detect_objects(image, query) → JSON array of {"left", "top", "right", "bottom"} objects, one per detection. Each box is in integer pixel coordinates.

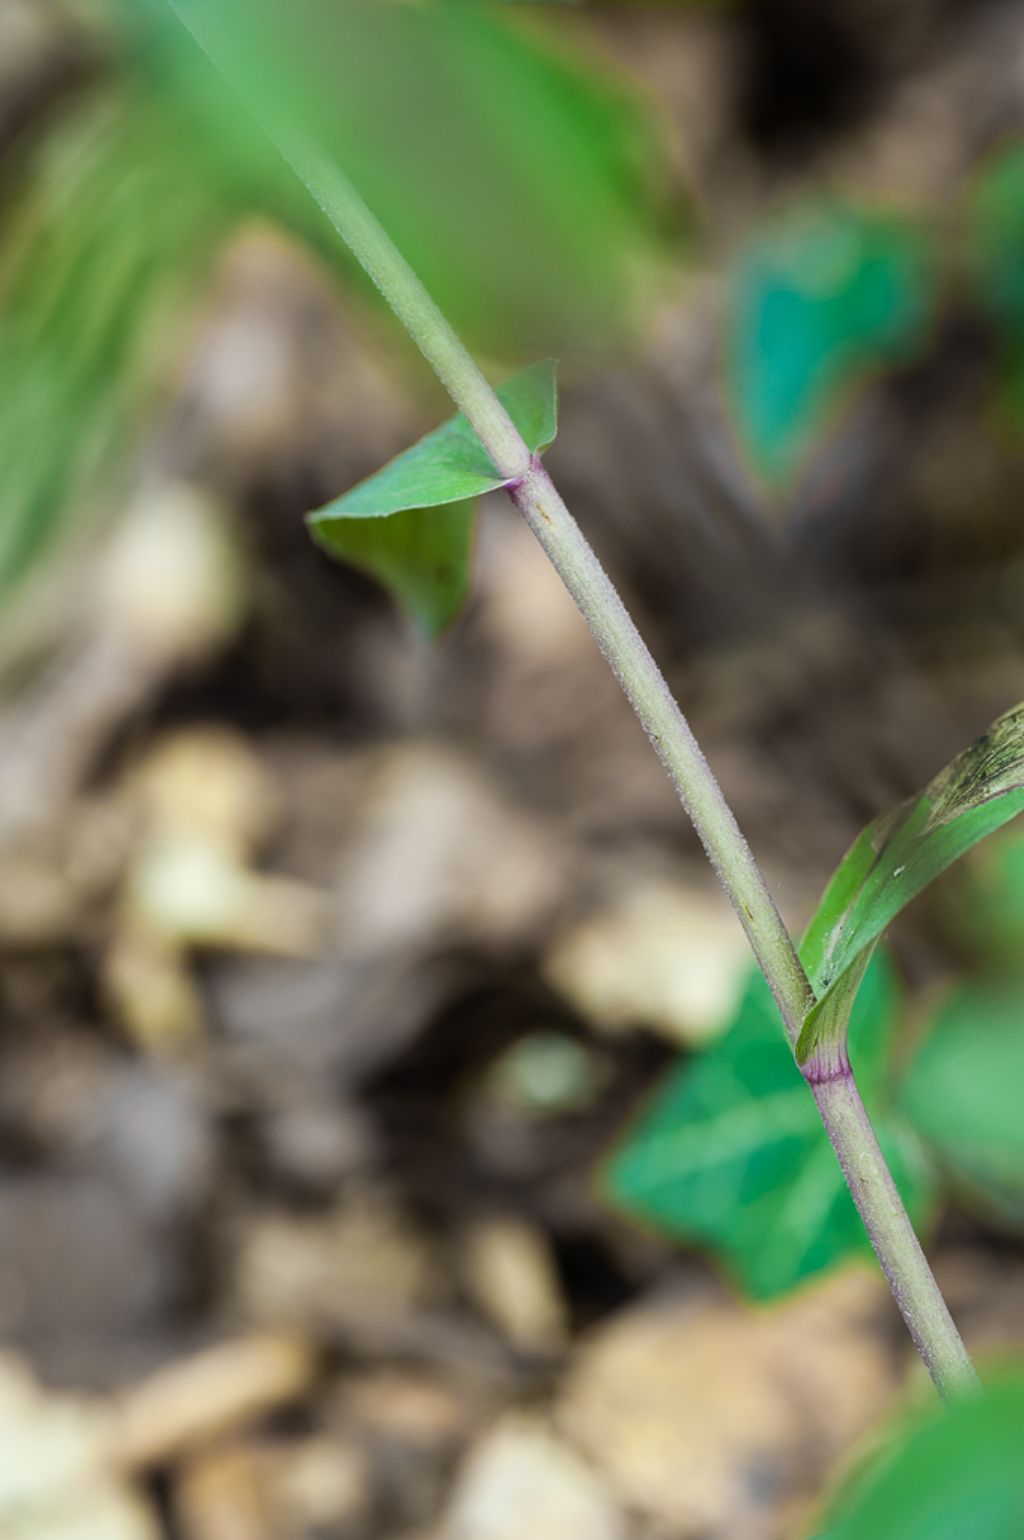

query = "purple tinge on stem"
[{"left": 799, "top": 1043, "right": 852, "bottom": 1086}]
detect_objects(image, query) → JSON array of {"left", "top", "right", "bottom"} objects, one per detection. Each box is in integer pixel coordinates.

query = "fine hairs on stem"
[{"left": 166, "top": 0, "right": 978, "bottom": 1403}]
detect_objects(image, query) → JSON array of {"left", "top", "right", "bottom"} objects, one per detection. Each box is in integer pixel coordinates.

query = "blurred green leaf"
[
  {"left": 900, "top": 980, "right": 1024, "bottom": 1229},
  {"left": 145, "top": 0, "right": 676, "bottom": 351},
  {"left": 726, "top": 199, "right": 931, "bottom": 482},
  {"left": 798, "top": 702, "right": 1024, "bottom": 1072},
  {"left": 1, "top": 0, "right": 672, "bottom": 618},
  {"left": 819, "top": 1374, "right": 1024, "bottom": 1540},
  {"left": 307, "top": 360, "right": 557, "bottom": 635},
  {"left": 0, "top": 90, "right": 227, "bottom": 606},
  {"left": 607, "top": 952, "right": 934, "bottom": 1300},
  {"left": 970, "top": 141, "right": 1024, "bottom": 333}
]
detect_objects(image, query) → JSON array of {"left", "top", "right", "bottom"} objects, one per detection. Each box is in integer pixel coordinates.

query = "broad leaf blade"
[
  {"left": 311, "top": 359, "right": 557, "bottom": 521},
  {"left": 607, "top": 952, "right": 933, "bottom": 1300},
  {"left": 307, "top": 359, "right": 557, "bottom": 636},
  {"left": 798, "top": 703, "right": 1024, "bottom": 1069},
  {"left": 488, "top": 358, "right": 559, "bottom": 460},
  {"left": 311, "top": 500, "right": 476, "bottom": 640},
  {"left": 318, "top": 431, "right": 504, "bottom": 520},
  {"left": 141, "top": 0, "right": 676, "bottom": 352}
]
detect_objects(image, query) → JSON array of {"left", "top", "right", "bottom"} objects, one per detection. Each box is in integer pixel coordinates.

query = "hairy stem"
[
  {"left": 808, "top": 1065, "right": 976, "bottom": 1397},
  {"left": 512, "top": 459, "right": 977, "bottom": 1400},
  {"left": 166, "top": 0, "right": 977, "bottom": 1402},
  {"left": 510, "top": 460, "right": 811, "bottom": 1031}
]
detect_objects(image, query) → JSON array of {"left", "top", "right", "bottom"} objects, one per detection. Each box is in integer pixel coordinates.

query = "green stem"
[
  {"left": 263, "top": 129, "right": 530, "bottom": 482},
  {"left": 166, "top": 0, "right": 977, "bottom": 1402},
  {"left": 513, "top": 460, "right": 812, "bottom": 1034},
  {"left": 513, "top": 458, "right": 977, "bottom": 1401},
  {"left": 809, "top": 1069, "right": 977, "bottom": 1399}
]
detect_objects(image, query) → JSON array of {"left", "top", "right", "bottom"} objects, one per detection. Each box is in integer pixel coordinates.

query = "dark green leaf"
[
  {"left": 311, "top": 500, "right": 477, "bottom": 641},
  {"left": 798, "top": 702, "right": 1024, "bottom": 1071},
  {"left": 726, "top": 199, "right": 931, "bottom": 482},
  {"left": 900, "top": 979, "right": 1024, "bottom": 1229},
  {"left": 313, "top": 360, "right": 557, "bottom": 520},
  {"left": 307, "top": 360, "right": 557, "bottom": 636},
  {"left": 606, "top": 952, "right": 934, "bottom": 1300},
  {"left": 820, "top": 1374, "right": 1024, "bottom": 1540}
]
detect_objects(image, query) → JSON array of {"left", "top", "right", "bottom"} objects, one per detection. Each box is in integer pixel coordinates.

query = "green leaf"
[
  {"left": 0, "top": 90, "right": 228, "bottom": 611},
  {"left": 313, "top": 360, "right": 557, "bottom": 519},
  {"left": 606, "top": 951, "right": 934, "bottom": 1300},
  {"left": 798, "top": 702, "right": 1024, "bottom": 1071},
  {"left": 311, "top": 500, "right": 478, "bottom": 641},
  {"left": 307, "top": 360, "right": 557, "bottom": 636},
  {"left": 2, "top": 0, "right": 672, "bottom": 620},
  {"left": 726, "top": 199, "right": 931, "bottom": 482},
  {"left": 820, "top": 1374, "right": 1024, "bottom": 1540},
  {"left": 139, "top": 0, "right": 677, "bottom": 352},
  {"left": 900, "top": 979, "right": 1024, "bottom": 1229}
]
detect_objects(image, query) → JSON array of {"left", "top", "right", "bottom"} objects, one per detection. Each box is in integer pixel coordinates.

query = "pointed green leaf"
[
  {"left": 307, "top": 360, "right": 557, "bottom": 636},
  {"left": 797, "top": 702, "right": 1024, "bottom": 1070},
  {"left": 821, "top": 1374, "right": 1024, "bottom": 1540},
  {"left": 606, "top": 952, "right": 934, "bottom": 1300},
  {"left": 312, "top": 500, "right": 478, "bottom": 641},
  {"left": 314, "top": 359, "right": 557, "bottom": 520},
  {"left": 900, "top": 979, "right": 1024, "bottom": 1230}
]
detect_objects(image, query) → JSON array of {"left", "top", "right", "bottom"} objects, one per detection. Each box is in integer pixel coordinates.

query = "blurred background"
[{"left": 2, "top": 0, "right": 1024, "bottom": 1536}]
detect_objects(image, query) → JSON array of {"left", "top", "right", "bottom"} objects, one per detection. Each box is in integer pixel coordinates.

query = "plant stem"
[
  {"left": 268, "top": 131, "right": 531, "bottom": 482},
  {"left": 512, "top": 461, "right": 812, "bottom": 1033},
  {"left": 166, "top": 0, "right": 978, "bottom": 1401},
  {"left": 808, "top": 1066, "right": 977, "bottom": 1398},
  {"left": 513, "top": 458, "right": 976, "bottom": 1403}
]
